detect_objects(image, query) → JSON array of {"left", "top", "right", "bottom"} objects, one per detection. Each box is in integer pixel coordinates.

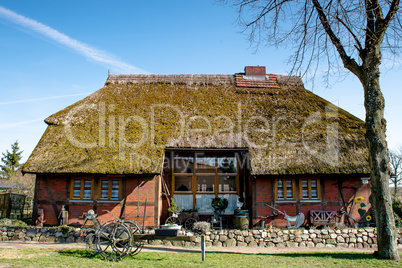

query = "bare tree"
[
  {"left": 389, "top": 147, "right": 402, "bottom": 197},
  {"left": 224, "top": 0, "right": 402, "bottom": 260}
]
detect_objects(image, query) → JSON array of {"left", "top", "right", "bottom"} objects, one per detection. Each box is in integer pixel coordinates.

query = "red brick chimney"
[{"left": 244, "top": 66, "right": 266, "bottom": 76}]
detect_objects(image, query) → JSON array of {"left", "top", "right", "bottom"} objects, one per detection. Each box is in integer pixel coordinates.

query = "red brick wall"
[
  {"left": 35, "top": 173, "right": 370, "bottom": 228},
  {"left": 68, "top": 204, "right": 95, "bottom": 226},
  {"left": 123, "top": 176, "right": 157, "bottom": 227},
  {"left": 255, "top": 176, "right": 371, "bottom": 227},
  {"left": 35, "top": 174, "right": 72, "bottom": 225},
  {"left": 34, "top": 174, "right": 159, "bottom": 227}
]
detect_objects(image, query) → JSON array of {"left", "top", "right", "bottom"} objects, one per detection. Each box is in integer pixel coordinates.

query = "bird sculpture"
[{"left": 236, "top": 196, "right": 244, "bottom": 210}]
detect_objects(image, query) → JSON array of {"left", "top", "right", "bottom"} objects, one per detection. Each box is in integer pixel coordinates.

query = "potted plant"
[
  {"left": 167, "top": 198, "right": 181, "bottom": 217},
  {"left": 156, "top": 221, "right": 182, "bottom": 236},
  {"left": 181, "top": 208, "right": 199, "bottom": 220},
  {"left": 159, "top": 223, "right": 182, "bottom": 230}
]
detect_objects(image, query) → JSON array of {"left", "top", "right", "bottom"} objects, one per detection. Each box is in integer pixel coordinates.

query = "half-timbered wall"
[
  {"left": 33, "top": 174, "right": 161, "bottom": 227},
  {"left": 254, "top": 175, "right": 371, "bottom": 227}
]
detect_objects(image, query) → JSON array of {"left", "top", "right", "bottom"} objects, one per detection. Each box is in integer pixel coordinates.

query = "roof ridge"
[{"left": 105, "top": 74, "right": 235, "bottom": 85}]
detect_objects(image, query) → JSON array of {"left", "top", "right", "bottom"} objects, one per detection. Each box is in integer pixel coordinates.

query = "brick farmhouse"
[{"left": 23, "top": 66, "right": 371, "bottom": 228}]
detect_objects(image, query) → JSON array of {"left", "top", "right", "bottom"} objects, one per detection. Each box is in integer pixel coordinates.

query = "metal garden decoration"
[{"left": 81, "top": 209, "right": 144, "bottom": 261}]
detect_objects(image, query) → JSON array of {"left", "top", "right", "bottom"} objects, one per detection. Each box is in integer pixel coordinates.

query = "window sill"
[
  {"left": 300, "top": 199, "right": 321, "bottom": 203},
  {"left": 275, "top": 200, "right": 296, "bottom": 203},
  {"left": 70, "top": 199, "right": 93, "bottom": 203},
  {"left": 97, "top": 200, "right": 122, "bottom": 203}
]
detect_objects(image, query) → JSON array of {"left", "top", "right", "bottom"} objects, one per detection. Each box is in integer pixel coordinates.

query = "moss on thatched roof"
[{"left": 23, "top": 73, "right": 369, "bottom": 175}]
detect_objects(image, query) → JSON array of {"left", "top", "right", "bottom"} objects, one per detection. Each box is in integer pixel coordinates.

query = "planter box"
[
  {"left": 159, "top": 224, "right": 182, "bottom": 230},
  {"left": 154, "top": 228, "right": 179, "bottom": 236}
]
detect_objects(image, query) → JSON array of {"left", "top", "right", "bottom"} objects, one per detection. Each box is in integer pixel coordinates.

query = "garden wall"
[{"left": 1, "top": 226, "right": 402, "bottom": 249}]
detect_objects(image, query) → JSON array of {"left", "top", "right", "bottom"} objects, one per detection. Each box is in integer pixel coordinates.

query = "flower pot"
[
  {"left": 154, "top": 228, "right": 179, "bottom": 236},
  {"left": 159, "top": 224, "right": 182, "bottom": 230},
  {"left": 155, "top": 224, "right": 182, "bottom": 236}
]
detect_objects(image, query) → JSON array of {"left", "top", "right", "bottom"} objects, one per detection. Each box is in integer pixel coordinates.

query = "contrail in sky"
[
  {"left": 0, "top": 118, "right": 44, "bottom": 129},
  {"left": 0, "top": 6, "right": 146, "bottom": 74},
  {"left": 0, "top": 92, "right": 93, "bottom": 105}
]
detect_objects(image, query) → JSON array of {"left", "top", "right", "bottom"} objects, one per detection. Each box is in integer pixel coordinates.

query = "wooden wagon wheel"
[
  {"left": 184, "top": 217, "right": 197, "bottom": 230},
  {"left": 96, "top": 222, "right": 132, "bottom": 261},
  {"left": 165, "top": 216, "right": 181, "bottom": 225},
  {"left": 123, "top": 220, "right": 144, "bottom": 256}
]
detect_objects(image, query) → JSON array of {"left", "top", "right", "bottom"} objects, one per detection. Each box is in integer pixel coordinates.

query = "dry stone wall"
[
  {"left": 1, "top": 226, "right": 402, "bottom": 249},
  {"left": 0, "top": 226, "right": 84, "bottom": 243},
  {"left": 148, "top": 228, "right": 399, "bottom": 249}
]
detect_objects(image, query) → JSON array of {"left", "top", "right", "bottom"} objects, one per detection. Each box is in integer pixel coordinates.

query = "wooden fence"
[{"left": 0, "top": 193, "right": 32, "bottom": 220}]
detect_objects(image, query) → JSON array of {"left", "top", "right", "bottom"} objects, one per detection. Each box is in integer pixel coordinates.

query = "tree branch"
[
  {"left": 245, "top": 0, "right": 291, "bottom": 26},
  {"left": 367, "top": 0, "right": 400, "bottom": 51},
  {"left": 311, "top": 0, "right": 362, "bottom": 78},
  {"left": 365, "top": 0, "right": 376, "bottom": 50},
  {"left": 371, "top": 0, "right": 384, "bottom": 20},
  {"left": 336, "top": 15, "right": 363, "bottom": 52},
  {"left": 384, "top": 0, "right": 400, "bottom": 26}
]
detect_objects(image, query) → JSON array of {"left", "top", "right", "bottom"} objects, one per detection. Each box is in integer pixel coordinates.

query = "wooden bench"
[{"left": 310, "top": 210, "right": 337, "bottom": 226}]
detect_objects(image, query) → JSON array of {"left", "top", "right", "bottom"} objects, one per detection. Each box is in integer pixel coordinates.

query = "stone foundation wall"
[
  {"left": 148, "top": 228, "right": 402, "bottom": 249},
  {"left": 0, "top": 226, "right": 84, "bottom": 243},
  {"left": 1, "top": 226, "right": 402, "bottom": 249}
]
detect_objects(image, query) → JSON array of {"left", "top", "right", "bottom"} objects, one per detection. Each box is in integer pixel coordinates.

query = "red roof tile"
[{"left": 235, "top": 73, "right": 280, "bottom": 89}]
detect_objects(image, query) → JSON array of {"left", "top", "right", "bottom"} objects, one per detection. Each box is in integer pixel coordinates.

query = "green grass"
[{"left": 0, "top": 248, "right": 401, "bottom": 268}]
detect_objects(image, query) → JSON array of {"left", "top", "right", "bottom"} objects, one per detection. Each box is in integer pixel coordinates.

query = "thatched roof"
[{"left": 23, "top": 71, "right": 369, "bottom": 175}]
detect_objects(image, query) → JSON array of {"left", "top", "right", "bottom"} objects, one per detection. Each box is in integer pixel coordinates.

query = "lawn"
[{"left": 0, "top": 248, "right": 401, "bottom": 268}]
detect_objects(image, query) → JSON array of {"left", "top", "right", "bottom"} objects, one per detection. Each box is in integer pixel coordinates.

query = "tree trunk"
[{"left": 363, "top": 65, "right": 400, "bottom": 260}]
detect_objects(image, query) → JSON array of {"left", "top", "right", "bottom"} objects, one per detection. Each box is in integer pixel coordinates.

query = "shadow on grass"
[
  {"left": 55, "top": 248, "right": 378, "bottom": 261},
  {"left": 204, "top": 250, "right": 397, "bottom": 261},
  {"left": 56, "top": 249, "right": 166, "bottom": 262},
  {"left": 56, "top": 249, "right": 98, "bottom": 259},
  {"left": 200, "top": 250, "right": 378, "bottom": 260},
  {"left": 259, "top": 252, "right": 376, "bottom": 260},
  {"left": 141, "top": 246, "right": 199, "bottom": 253}
]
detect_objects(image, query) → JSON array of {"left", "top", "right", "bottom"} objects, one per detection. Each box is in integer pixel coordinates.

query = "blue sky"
[{"left": 0, "top": 0, "right": 401, "bottom": 162}]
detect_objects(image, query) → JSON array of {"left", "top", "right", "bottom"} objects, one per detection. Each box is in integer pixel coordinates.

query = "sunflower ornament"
[
  {"left": 354, "top": 196, "right": 367, "bottom": 218},
  {"left": 354, "top": 196, "right": 364, "bottom": 203}
]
